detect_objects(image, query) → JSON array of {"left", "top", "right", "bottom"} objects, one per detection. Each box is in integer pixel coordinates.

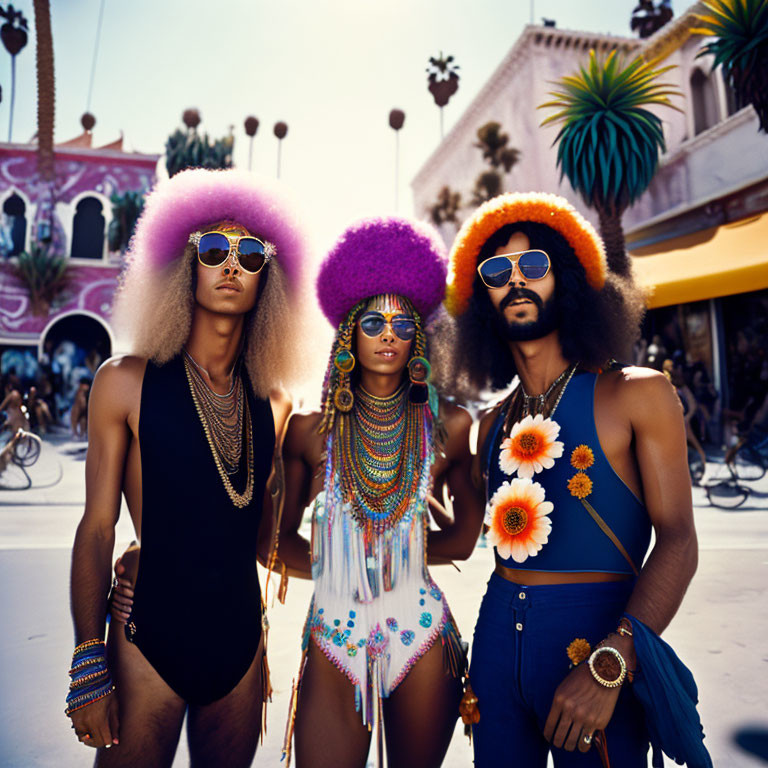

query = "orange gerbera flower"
[
  {"left": 485, "top": 478, "right": 553, "bottom": 563},
  {"left": 567, "top": 471, "right": 593, "bottom": 499},
  {"left": 499, "top": 414, "right": 564, "bottom": 479},
  {"left": 570, "top": 444, "right": 595, "bottom": 470}
]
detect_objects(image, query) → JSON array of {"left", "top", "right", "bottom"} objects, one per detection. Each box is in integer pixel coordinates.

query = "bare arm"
[
  {"left": 71, "top": 360, "right": 140, "bottom": 643},
  {"left": 427, "top": 404, "right": 484, "bottom": 561},
  {"left": 275, "top": 412, "right": 320, "bottom": 579},
  {"left": 544, "top": 370, "right": 698, "bottom": 751},
  {"left": 257, "top": 387, "right": 293, "bottom": 567},
  {"left": 68, "top": 356, "right": 142, "bottom": 748},
  {"left": 621, "top": 372, "right": 698, "bottom": 634}
]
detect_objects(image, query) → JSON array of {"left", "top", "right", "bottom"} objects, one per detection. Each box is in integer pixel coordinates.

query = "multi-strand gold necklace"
[{"left": 183, "top": 350, "right": 254, "bottom": 508}]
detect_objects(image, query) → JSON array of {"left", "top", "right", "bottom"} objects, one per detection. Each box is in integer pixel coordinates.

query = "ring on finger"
[{"left": 583, "top": 733, "right": 593, "bottom": 745}]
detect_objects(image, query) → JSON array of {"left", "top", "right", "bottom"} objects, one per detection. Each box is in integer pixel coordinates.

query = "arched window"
[
  {"left": 2, "top": 193, "right": 27, "bottom": 257},
  {"left": 71, "top": 196, "right": 105, "bottom": 259},
  {"left": 691, "top": 69, "right": 719, "bottom": 135}
]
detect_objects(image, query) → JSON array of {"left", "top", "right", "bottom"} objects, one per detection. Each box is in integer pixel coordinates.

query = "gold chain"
[{"left": 183, "top": 356, "right": 254, "bottom": 508}]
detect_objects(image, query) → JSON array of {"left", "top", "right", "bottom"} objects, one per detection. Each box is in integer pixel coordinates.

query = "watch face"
[{"left": 589, "top": 647, "right": 626, "bottom": 688}]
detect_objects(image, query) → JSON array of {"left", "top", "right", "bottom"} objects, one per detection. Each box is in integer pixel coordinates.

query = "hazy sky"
[{"left": 1, "top": 0, "right": 697, "bottom": 253}]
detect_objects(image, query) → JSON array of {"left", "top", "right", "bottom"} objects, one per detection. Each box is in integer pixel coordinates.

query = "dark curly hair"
[{"left": 453, "top": 221, "right": 645, "bottom": 396}]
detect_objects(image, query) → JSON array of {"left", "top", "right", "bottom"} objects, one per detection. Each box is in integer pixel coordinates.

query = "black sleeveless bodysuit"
[{"left": 126, "top": 355, "right": 274, "bottom": 705}]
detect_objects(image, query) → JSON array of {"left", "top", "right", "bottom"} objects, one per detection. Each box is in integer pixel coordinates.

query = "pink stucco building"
[{"left": 0, "top": 132, "right": 158, "bottom": 386}]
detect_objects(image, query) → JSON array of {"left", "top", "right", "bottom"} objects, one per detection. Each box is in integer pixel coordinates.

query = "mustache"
[{"left": 499, "top": 287, "right": 544, "bottom": 312}]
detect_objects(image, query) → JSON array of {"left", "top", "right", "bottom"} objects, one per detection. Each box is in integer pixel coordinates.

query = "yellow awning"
[{"left": 630, "top": 213, "right": 768, "bottom": 308}]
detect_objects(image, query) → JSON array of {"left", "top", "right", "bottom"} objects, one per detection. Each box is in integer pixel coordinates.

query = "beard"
[{"left": 492, "top": 286, "right": 559, "bottom": 342}]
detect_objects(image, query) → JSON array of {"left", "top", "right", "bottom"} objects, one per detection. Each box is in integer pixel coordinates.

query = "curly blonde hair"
[{"left": 112, "top": 242, "right": 304, "bottom": 398}]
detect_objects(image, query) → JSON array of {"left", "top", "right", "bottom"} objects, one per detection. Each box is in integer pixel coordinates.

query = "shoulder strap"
[{"left": 579, "top": 498, "right": 640, "bottom": 576}]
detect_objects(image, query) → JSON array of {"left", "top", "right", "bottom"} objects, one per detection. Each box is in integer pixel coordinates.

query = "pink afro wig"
[
  {"left": 128, "top": 167, "right": 308, "bottom": 287},
  {"left": 316, "top": 216, "right": 447, "bottom": 326}
]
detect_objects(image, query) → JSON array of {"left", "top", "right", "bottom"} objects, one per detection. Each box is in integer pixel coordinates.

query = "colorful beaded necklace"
[{"left": 335, "top": 382, "right": 429, "bottom": 534}]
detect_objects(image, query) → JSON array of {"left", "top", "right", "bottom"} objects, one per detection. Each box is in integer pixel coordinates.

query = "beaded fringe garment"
[{"left": 281, "top": 388, "right": 464, "bottom": 765}]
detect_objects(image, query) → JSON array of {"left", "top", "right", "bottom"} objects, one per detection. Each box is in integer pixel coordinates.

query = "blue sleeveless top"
[{"left": 485, "top": 370, "right": 651, "bottom": 574}]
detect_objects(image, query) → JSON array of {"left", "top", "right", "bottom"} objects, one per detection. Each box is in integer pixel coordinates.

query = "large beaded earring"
[
  {"left": 333, "top": 317, "right": 356, "bottom": 413},
  {"left": 407, "top": 315, "right": 429, "bottom": 405}
]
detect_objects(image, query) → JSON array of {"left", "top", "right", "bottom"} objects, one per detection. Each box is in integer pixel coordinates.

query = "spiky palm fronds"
[
  {"left": 693, "top": 0, "right": 768, "bottom": 131},
  {"left": 14, "top": 242, "right": 68, "bottom": 315},
  {"left": 539, "top": 49, "right": 681, "bottom": 274}
]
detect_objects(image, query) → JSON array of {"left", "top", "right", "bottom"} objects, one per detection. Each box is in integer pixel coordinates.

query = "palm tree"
[
  {"left": 32, "top": 0, "right": 54, "bottom": 183},
  {"left": 428, "top": 186, "right": 462, "bottom": 227},
  {"left": 426, "top": 53, "right": 460, "bottom": 138},
  {"left": 475, "top": 121, "right": 521, "bottom": 173},
  {"left": 470, "top": 121, "right": 521, "bottom": 206},
  {"left": 1, "top": 3, "right": 29, "bottom": 142},
  {"left": 693, "top": 0, "right": 768, "bottom": 132},
  {"left": 539, "top": 49, "right": 681, "bottom": 276},
  {"left": 165, "top": 110, "right": 234, "bottom": 177}
]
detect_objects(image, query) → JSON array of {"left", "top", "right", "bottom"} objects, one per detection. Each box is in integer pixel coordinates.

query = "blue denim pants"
[{"left": 469, "top": 573, "right": 649, "bottom": 768}]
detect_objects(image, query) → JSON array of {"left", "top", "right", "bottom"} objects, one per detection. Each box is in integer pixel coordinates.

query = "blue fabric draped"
[{"left": 625, "top": 613, "right": 713, "bottom": 767}]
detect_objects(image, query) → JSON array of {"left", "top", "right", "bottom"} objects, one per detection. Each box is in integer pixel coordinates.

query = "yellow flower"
[
  {"left": 499, "top": 414, "right": 564, "bottom": 479},
  {"left": 568, "top": 471, "right": 593, "bottom": 499},
  {"left": 570, "top": 444, "right": 594, "bottom": 470},
  {"left": 567, "top": 638, "right": 592, "bottom": 666},
  {"left": 485, "top": 477, "right": 553, "bottom": 563}
]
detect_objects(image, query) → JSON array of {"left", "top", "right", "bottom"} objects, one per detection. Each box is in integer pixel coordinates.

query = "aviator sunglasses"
[
  {"left": 477, "top": 249, "right": 551, "bottom": 288},
  {"left": 190, "top": 231, "right": 276, "bottom": 274},
  {"left": 359, "top": 311, "right": 417, "bottom": 342}
]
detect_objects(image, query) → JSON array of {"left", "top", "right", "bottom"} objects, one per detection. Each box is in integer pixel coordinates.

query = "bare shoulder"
[
  {"left": 441, "top": 400, "right": 472, "bottom": 435},
  {"left": 601, "top": 366, "right": 681, "bottom": 420},
  {"left": 91, "top": 355, "right": 146, "bottom": 403},
  {"left": 477, "top": 403, "right": 502, "bottom": 448},
  {"left": 284, "top": 409, "right": 323, "bottom": 457},
  {"left": 268, "top": 385, "right": 293, "bottom": 436},
  {"left": 440, "top": 400, "right": 473, "bottom": 459}
]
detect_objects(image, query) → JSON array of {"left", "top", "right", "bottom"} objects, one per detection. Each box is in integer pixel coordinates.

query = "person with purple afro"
[
  {"left": 276, "top": 216, "right": 483, "bottom": 767},
  {"left": 67, "top": 168, "right": 309, "bottom": 767}
]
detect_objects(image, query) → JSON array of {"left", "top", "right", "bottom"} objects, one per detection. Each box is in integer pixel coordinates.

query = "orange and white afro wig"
[{"left": 445, "top": 192, "right": 607, "bottom": 316}]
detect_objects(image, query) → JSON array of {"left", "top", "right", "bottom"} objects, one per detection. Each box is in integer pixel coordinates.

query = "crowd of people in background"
[
  {"left": 634, "top": 327, "right": 768, "bottom": 481},
  {"left": 0, "top": 340, "right": 99, "bottom": 446}
]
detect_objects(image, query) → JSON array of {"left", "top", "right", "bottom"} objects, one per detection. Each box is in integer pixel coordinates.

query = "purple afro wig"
[
  {"left": 316, "top": 216, "right": 447, "bottom": 326},
  {"left": 128, "top": 167, "right": 308, "bottom": 287}
]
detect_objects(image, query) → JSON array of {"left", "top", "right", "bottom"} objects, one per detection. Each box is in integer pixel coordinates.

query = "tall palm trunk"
[
  {"left": 596, "top": 203, "right": 630, "bottom": 278},
  {"left": 33, "top": 0, "right": 54, "bottom": 182}
]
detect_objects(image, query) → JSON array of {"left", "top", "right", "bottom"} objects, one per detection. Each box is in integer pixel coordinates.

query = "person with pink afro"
[
  {"left": 67, "top": 168, "right": 309, "bottom": 768},
  {"left": 276, "top": 216, "right": 484, "bottom": 768}
]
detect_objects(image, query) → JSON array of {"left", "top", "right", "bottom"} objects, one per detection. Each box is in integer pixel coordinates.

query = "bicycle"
[
  {"left": 0, "top": 422, "right": 43, "bottom": 490},
  {"left": 725, "top": 428, "right": 767, "bottom": 482}
]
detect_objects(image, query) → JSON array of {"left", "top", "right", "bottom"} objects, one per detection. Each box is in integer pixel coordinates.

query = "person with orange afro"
[{"left": 446, "top": 193, "right": 711, "bottom": 768}]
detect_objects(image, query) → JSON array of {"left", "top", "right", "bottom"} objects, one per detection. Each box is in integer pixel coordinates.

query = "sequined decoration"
[
  {"left": 334, "top": 383, "right": 430, "bottom": 535},
  {"left": 183, "top": 352, "right": 254, "bottom": 508}
]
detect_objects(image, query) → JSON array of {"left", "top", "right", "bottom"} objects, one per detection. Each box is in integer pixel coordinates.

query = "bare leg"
[
  {"left": 294, "top": 642, "right": 371, "bottom": 768},
  {"left": 95, "top": 620, "right": 186, "bottom": 768},
  {"left": 686, "top": 424, "right": 707, "bottom": 467},
  {"left": 383, "top": 642, "right": 462, "bottom": 768},
  {"left": 186, "top": 635, "right": 265, "bottom": 768}
]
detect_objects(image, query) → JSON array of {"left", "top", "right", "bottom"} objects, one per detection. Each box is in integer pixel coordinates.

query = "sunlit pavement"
[{"left": 1, "top": 442, "right": 767, "bottom": 767}]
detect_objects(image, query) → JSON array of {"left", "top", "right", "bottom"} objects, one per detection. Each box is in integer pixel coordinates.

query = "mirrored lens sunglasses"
[
  {"left": 190, "top": 231, "right": 276, "bottom": 275},
  {"left": 359, "top": 311, "right": 417, "bottom": 341},
  {"left": 477, "top": 249, "right": 551, "bottom": 288}
]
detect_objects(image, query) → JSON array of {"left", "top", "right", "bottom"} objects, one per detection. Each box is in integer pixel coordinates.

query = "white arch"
[
  {"left": 60, "top": 189, "right": 113, "bottom": 263},
  {"left": 37, "top": 309, "right": 115, "bottom": 360},
  {"left": 0, "top": 185, "right": 34, "bottom": 255}
]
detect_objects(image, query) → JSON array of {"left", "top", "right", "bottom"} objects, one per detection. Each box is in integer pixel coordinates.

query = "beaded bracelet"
[{"left": 65, "top": 639, "right": 115, "bottom": 717}]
